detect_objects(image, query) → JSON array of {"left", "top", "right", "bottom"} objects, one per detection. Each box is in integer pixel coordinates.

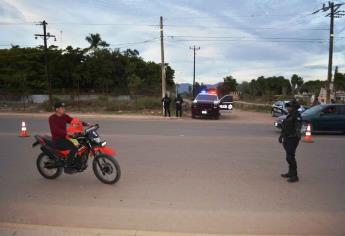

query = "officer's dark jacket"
[
  {"left": 175, "top": 97, "right": 183, "bottom": 106},
  {"left": 162, "top": 97, "right": 171, "bottom": 107},
  {"left": 281, "top": 111, "right": 302, "bottom": 138}
]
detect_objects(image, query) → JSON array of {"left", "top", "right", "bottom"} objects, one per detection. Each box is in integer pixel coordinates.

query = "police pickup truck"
[{"left": 191, "top": 91, "right": 233, "bottom": 119}]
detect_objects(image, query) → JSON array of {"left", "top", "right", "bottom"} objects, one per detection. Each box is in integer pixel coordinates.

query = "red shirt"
[{"left": 49, "top": 114, "right": 73, "bottom": 142}]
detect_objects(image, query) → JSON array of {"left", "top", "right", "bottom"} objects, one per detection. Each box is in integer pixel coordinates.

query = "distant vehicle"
[
  {"left": 271, "top": 100, "right": 307, "bottom": 117},
  {"left": 191, "top": 91, "right": 233, "bottom": 119},
  {"left": 274, "top": 104, "right": 345, "bottom": 133}
]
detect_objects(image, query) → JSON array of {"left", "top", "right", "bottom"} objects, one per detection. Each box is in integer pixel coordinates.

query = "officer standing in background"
[
  {"left": 311, "top": 96, "right": 321, "bottom": 107},
  {"left": 162, "top": 94, "right": 171, "bottom": 117},
  {"left": 278, "top": 100, "right": 302, "bottom": 183},
  {"left": 175, "top": 94, "right": 184, "bottom": 117}
]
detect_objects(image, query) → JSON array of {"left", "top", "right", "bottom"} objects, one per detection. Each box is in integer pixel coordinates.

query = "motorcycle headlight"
[{"left": 101, "top": 141, "right": 107, "bottom": 147}]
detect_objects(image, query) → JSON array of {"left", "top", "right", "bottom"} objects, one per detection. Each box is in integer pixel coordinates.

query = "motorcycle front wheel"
[
  {"left": 93, "top": 154, "right": 121, "bottom": 184},
  {"left": 36, "top": 152, "right": 63, "bottom": 179}
]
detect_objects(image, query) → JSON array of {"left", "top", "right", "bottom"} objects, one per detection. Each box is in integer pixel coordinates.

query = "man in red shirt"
[{"left": 49, "top": 102, "right": 86, "bottom": 173}]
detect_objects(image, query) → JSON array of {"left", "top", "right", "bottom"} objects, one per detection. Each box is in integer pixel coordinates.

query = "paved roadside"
[
  {"left": 0, "top": 222, "right": 324, "bottom": 236},
  {"left": 0, "top": 110, "right": 274, "bottom": 124}
]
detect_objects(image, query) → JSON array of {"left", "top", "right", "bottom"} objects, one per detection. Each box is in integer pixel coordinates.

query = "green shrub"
[{"left": 233, "top": 102, "right": 271, "bottom": 113}]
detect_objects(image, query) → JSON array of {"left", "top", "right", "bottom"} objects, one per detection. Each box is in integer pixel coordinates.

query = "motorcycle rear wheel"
[
  {"left": 36, "top": 152, "right": 63, "bottom": 179},
  {"left": 93, "top": 154, "right": 121, "bottom": 185}
]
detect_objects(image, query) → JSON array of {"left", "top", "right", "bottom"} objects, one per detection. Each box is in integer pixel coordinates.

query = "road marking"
[{"left": 0, "top": 222, "right": 324, "bottom": 236}]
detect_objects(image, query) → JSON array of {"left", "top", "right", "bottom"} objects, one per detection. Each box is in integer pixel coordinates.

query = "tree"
[
  {"left": 0, "top": 34, "right": 172, "bottom": 98},
  {"left": 217, "top": 75, "right": 237, "bottom": 96},
  {"left": 128, "top": 74, "right": 142, "bottom": 95},
  {"left": 237, "top": 81, "right": 251, "bottom": 95},
  {"left": 241, "top": 75, "right": 291, "bottom": 97},
  {"left": 291, "top": 74, "right": 304, "bottom": 94},
  {"left": 194, "top": 82, "right": 207, "bottom": 95},
  {"left": 300, "top": 80, "right": 324, "bottom": 95},
  {"left": 85, "top": 33, "right": 109, "bottom": 51},
  {"left": 165, "top": 65, "right": 175, "bottom": 89},
  {"left": 334, "top": 68, "right": 345, "bottom": 92}
]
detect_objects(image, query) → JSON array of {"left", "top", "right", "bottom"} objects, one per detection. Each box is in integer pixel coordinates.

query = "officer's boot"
[
  {"left": 281, "top": 172, "right": 291, "bottom": 178},
  {"left": 287, "top": 170, "right": 299, "bottom": 183},
  {"left": 281, "top": 166, "right": 292, "bottom": 178}
]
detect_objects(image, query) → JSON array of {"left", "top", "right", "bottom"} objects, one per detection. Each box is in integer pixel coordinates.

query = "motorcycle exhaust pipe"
[
  {"left": 44, "top": 162, "right": 64, "bottom": 169},
  {"left": 40, "top": 145, "right": 59, "bottom": 161}
]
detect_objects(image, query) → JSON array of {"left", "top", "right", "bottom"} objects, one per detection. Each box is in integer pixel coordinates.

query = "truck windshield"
[{"left": 196, "top": 94, "right": 218, "bottom": 101}]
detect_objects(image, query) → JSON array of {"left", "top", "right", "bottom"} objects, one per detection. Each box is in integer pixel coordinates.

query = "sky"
[{"left": 1, "top": 0, "right": 345, "bottom": 84}]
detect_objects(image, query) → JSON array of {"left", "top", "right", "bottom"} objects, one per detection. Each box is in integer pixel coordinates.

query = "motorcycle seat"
[
  {"left": 40, "top": 136, "right": 70, "bottom": 157},
  {"left": 42, "top": 136, "right": 53, "bottom": 147}
]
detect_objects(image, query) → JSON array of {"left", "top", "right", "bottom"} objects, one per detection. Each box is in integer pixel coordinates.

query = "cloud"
[{"left": 1, "top": 0, "right": 343, "bottom": 84}]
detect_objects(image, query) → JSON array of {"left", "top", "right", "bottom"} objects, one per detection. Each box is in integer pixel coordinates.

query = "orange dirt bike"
[{"left": 32, "top": 124, "right": 121, "bottom": 184}]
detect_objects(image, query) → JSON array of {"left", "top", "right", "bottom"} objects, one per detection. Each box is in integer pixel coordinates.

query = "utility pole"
[
  {"left": 189, "top": 45, "right": 200, "bottom": 98},
  {"left": 160, "top": 16, "right": 166, "bottom": 100},
  {"left": 334, "top": 66, "right": 338, "bottom": 101},
  {"left": 35, "top": 20, "right": 56, "bottom": 109},
  {"left": 313, "top": 2, "right": 344, "bottom": 103}
]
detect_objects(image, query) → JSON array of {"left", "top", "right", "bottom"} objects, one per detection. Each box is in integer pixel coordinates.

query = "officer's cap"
[{"left": 286, "top": 100, "right": 300, "bottom": 110}]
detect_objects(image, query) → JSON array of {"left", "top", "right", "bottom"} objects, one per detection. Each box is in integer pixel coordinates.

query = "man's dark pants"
[
  {"left": 53, "top": 138, "right": 78, "bottom": 165},
  {"left": 283, "top": 137, "right": 300, "bottom": 177},
  {"left": 164, "top": 106, "right": 171, "bottom": 117},
  {"left": 176, "top": 105, "right": 182, "bottom": 117}
]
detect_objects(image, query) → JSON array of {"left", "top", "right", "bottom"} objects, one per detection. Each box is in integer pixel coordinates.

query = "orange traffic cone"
[
  {"left": 303, "top": 123, "right": 313, "bottom": 143},
  {"left": 19, "top": 121, "right": 30, "bottom": 137}
]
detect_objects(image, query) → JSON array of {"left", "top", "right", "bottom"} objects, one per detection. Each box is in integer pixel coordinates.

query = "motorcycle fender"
[{"left": 94, "top": 146, "right": 116, "bottom": 156}]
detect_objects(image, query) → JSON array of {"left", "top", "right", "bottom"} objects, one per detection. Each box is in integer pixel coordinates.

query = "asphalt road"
[{"left": 0, "top": 112, "right": 344, "bottom": 235}]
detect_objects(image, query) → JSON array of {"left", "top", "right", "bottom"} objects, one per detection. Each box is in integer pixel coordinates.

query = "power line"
[
  {"left": 0, "top": 22, "right": 36, "bottom": 25},
  {"left": 0, "top": 21, "right": 331, "bottom": 31},
  {"left": 164, "top": 24, "right": 329, "bottom": 31},
  {"left": 165, "top": 12, "right": 315, "bottom": 20},
  {"left": 49, "top": 22, "right": 159, "bottom": 27},
  {"left": 109, "top": 37, "right": 160, "bottom": 47},
  {"left": 0, "top": 21, "right": 159, "bottom": 27},
  {"left": 166, "top": 35, "right": 342, "bottom": 40},
  {"left": 166, "top": 39, "right": 329, "bottom": 43}
]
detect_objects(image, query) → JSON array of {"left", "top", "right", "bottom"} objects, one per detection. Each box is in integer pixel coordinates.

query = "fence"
[
  {"left": 0, "top": 91, "right": 284, "bottom": 114},
  {"left": 0, "top": 93, "right": 193, "bottom": 113},
  {"left": 233, "top": 101, "right": 272, "bottom": 113}
]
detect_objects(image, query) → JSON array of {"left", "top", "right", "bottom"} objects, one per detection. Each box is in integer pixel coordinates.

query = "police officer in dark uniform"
[
  {"left": 279, "top": 100, "right": 302, "bottom": 183},
  {"left": 162, "top": 94, "right": 171, "bottom": 117},
  {"left": 175, "top": 94, "right": 184, "bottom": 117}
]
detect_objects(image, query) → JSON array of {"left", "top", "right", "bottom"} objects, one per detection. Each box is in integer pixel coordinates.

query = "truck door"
[{"left": 219, "top": 95, "right": 233, "bottom": 111}]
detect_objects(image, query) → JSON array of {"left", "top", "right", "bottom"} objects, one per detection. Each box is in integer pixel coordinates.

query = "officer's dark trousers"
[
  {"left": 53, "top": 138, "right": 78, "bottom": 165},
  {"left": 283, "top": 137, "right": 300, "bottom": 177},
  {"left": 176, "top": 106, "right": 182, "bottom": 117},
  {"left": 164, "top": 106, "right": 171, "bottom": 117}
]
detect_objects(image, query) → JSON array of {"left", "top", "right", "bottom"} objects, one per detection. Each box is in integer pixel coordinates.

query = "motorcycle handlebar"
[{"left": 84, "top": 124, "right": 99, "bottom": 134}]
